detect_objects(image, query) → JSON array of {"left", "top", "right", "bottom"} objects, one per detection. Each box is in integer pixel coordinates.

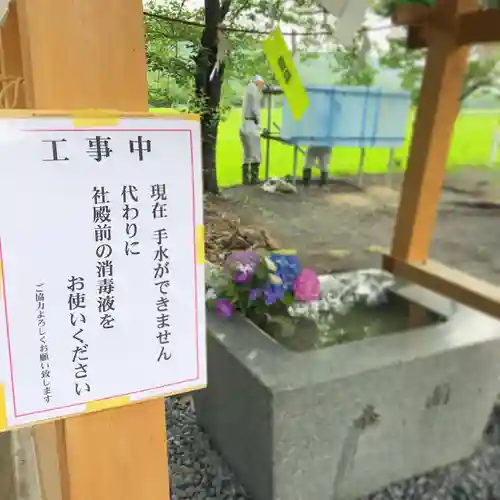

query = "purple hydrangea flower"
[
  {"left": 233, "top": 264, "right": 255, "bottom": 284},
  {"left": 215, "top": 299, "right": 233, "bottom": 317},
  {"left": 225, "top": 251, "right": 261, "bottom": 284},
  {"left": 248, "top": 288, "right": 261, "bottom": 301},
  {"left": 263, "top": 284, "right": 285, "bottom": 305}
]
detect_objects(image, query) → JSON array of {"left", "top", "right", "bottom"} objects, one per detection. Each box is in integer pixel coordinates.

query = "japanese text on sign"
[
  {"left": 262, "top": 27, "right": 309, "bottom": 120},
  {"left": 0, "top": 115, "right": 205, "bottom": 431}
]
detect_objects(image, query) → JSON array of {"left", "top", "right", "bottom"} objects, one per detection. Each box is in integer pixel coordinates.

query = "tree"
[
  {"left": 145, "top": 0, "right": 377, "bottom": 193},
  {"left": 145, "top": 0, "right": 278, "bottom": 193},
  {"left": 379, "top": 36, "right": 500, "bottom": 105},
  {"left": 331, "top": 32, "right": 377, "bottom": 86},
  {"left": 374, "top": 0, "right": 500, "bottom": 104},
  {"left": 192, "top": 0, "right": 335, "bottom": 193}
]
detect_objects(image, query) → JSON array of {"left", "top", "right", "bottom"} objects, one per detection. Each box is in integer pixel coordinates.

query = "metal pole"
[
  {"left": 386, "top": 148, "right": 395, "bottom": 187},
  {"left": 357, "top": 147, "right": 366, "bottom": 187},
  {"left": 292, "top": 145, "right": 299, "bottom": 183},
  {"left": 264, "top": 92, "right": 272, "bottom": 180},
  {"left": 490, "top": 126, "right": 499, "bottom": 167}
]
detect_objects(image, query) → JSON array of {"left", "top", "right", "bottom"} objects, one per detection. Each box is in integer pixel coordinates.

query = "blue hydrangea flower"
[
  {"left": 263, "top": 282, "right": 285, "bottom": 305},
  {"left": 268, "top": 253, "right": 302, "bottom": 292}
]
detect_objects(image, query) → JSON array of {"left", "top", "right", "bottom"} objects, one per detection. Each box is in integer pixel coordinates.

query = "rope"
[
  {"left": 0, "top": 33, "right": 24, "bottom": 109},
  {"left": 144, "top": 11, "right": 394, "bottom": 37},
  {"left": 0, "top": 75, "right": 24, "bottom": 109}
]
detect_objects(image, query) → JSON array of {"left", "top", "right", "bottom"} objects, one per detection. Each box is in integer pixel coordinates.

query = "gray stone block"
[{"left": 194, "top": 282, "right": 500, "bottom": 500}]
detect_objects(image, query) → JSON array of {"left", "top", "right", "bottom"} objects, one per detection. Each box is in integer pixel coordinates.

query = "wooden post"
[
  {"left": 0, "top": 1, "right": 170, "bottom": 499},
  {"left": 389, "top": 0, "right": 477, "bottom": 263},
  {"left": 0, "top": 1, "right": 25, "bottom": 108}
]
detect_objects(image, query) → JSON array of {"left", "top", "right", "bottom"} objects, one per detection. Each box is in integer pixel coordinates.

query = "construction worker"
[
  {"left": 302, "top": 146, "right": 331, "bottom": 187},
  {"left": 240, "top": 75, "right": 265, "bottom": 185}
]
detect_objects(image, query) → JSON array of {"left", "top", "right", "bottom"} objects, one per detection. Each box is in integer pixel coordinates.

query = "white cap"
[{"left": 254, "top": 74, "right": 264, "bottom": 83}]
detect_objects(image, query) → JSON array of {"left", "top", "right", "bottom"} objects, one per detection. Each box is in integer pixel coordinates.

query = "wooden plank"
[
  {"left": 390, "top": 0, "right": 477, "bottom": 263},
  {"left": 0, "top": 432, "right": 15, "bottom": 500},
  {"left": 392, "top": 3, "right": 434, "bottom": 25},
  {"left": 32, "top": 423, "right": 64, "bottom": 500},
  {"left": 457, "top": 9, "right": 500, "bottom": 44},
  {"left": 15, "top": 0, "right": 148, "bottom": 110},
  {"left": 11, "top": 428, "right": 42, "bottom": 500},
  {"left": 407, "top": 25, "right": 428, "bottom": 49},
  {"left": 2, "top": 1, "right": 171, "bottom": 499},
  {"left": 407, "top": 7, "right": 500, "bottom": 48},
  {"left": 383, "top": 255, "right": 500, "bottom": 320},
  {"left": 0, "top": 2, "right": 25, "bottom": 108},
  {"left": 64, "top": 400, "right": 169, "bottom": 500}
]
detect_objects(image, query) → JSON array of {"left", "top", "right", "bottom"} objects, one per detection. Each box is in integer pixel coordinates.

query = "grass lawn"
[{"left": 155, "top": 107, "right": 500, "bottom": 188}]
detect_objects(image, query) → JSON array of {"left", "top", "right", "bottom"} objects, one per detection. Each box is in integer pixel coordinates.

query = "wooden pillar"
[
  {"left": 1, "top": 1, "right": 170, "bottom": 499},
  {"left": 389, "top": 0, "right": 477, "bottom": 263},
  {"left": 15, "top": 0, "right": 148, "bottom": 110},
  {"left": 0, "top": 1, "right": 25, "bottom": 108}
]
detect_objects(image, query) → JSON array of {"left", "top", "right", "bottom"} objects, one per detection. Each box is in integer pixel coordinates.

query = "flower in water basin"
[
  {"left": 269, "top": 252, "right": 302, "bottom": 292},
  {"left": 225, "top": 251, "right": 261, "bottom": 284},
  {"left": 248, "top": 288, "right": 261, "bottom": 301},
  {"left": 293, "top": 268, "right": 320, "bottom": 302},
  {"left": 234, "top": 263, "right": 256, "bottom": 284},
  {"left": 264, "top": 287, "right": 284, "bottom": 306},
  {"left": 215, "top": 299, "right": 233, "bottom": 317}
]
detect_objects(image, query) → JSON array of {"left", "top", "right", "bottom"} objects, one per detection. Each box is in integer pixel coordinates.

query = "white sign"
[
  {"left": 0, "top": 115, "right": 206, "bottom": 429},
  {"left": 316, "top": 0, "right": 369, "bottom": 46}
]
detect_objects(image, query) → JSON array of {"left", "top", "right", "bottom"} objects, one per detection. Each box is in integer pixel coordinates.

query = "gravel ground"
[{"left": 167, "top": 397, "right": 500, "bottom": 500}]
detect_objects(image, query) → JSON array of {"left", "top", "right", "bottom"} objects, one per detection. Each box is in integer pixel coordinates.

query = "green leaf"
[
  {"left": 206, "top": 299, "right": 217, "bottom": 309},
  {"left": 255, "top": 262, "right": 270, "bottom": 281}
]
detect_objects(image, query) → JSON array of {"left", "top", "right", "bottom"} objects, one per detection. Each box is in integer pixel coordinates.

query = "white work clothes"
[
  {"left": 305, "top": 146, "right": 332, "bottom": 173},
  {"left": 240, "top": 82, "right": 262, "bottom": 164}
]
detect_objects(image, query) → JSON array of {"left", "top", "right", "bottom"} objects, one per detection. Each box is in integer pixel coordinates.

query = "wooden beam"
[
  {"left": 383, "top": 255, "right": 500, "bottom": 320},
  {"left": 392, "top": 3, "right": 434, "bottom": 26},
  {"left": 457, "top": 9, "right": 500, "bottom": 44},
  {"left": 389, "top": 0, "right": 477, "bottom": 263},
  {"left": 1, "top": 1, "right": 171, "bottom": 500},
  {"left": 0, "top": 2, "right": 25, "bottom": 107},
  {"left": 407, "top": 8, "right": 500, "bottom": 49},
  {"left": 15, "top": 0, "right": 148, "bottom": 110}
]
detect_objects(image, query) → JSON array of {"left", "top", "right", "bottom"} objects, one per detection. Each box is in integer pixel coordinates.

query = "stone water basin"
[{"left": 196, "top": 269, "right": 500, "bottom": 500}]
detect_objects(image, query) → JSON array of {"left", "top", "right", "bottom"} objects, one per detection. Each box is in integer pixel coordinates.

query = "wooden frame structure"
[
  {"left": 0, "top": 1, "right": 171, "bottom": 499},
  {"left": 0, "top": 0, "right": 499, "bottom": 498},
  {"left": 384, "top": 0, "right": 500, "bottom": 319}
]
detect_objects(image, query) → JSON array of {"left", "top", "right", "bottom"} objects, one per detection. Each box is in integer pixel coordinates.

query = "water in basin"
[{"left": 261, "top": 292, "right": 446, "bottom": 352}]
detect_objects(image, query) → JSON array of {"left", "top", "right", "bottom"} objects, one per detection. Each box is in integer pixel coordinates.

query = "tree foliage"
[
  {"left": 144, "top": 0, "right": 378, "bottom": 192},
  {"left": 374, "top": 0, "right": 500, "bottom": 104}
]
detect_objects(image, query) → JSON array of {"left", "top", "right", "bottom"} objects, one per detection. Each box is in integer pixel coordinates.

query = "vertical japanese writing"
[
  {"left": 277, "top": 56, "right": 292, "bottom": 84},
  {"left": 36, "top": 283, "right": 52, "bottom": 404},
  {"left": 151, "top": 183, "right": 171, "bottom": 362},
  {"left": 68, "top": 276, "right": 91, "bottom": 396},
  {"left": 122, "top": 185, "right": 140, "bottom": 256},
  {"left": 151, "top": 183, "right": 168, "bottom": 220},
  {"left": 93, "top": 186, "right": 115, "bottom": 329}
]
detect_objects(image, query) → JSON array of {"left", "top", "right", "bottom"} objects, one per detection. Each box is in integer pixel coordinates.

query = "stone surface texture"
[{"left": 194, "top": 282, "right": 500, "bottom": 500}]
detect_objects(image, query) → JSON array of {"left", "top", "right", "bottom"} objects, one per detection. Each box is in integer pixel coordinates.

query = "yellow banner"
[{"left": 263, "top": 28, "right": 309, "bottom": 121}]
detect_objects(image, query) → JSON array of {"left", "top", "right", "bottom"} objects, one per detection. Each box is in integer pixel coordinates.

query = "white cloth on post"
[{"left": 240, "top": 82, "right": 262, "bottom": 164}]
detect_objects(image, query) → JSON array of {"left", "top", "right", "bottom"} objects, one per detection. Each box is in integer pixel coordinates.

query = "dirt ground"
[{"left": 211, "top": 168, "right": 500, "bottom": 284}]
